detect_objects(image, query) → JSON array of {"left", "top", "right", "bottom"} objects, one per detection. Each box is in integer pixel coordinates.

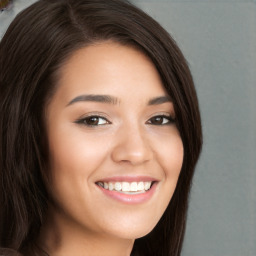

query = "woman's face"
[{"left": 46, "top": 42, "right": 183, "bottom": 240}]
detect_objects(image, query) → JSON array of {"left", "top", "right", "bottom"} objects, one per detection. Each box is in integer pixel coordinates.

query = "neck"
[{"left": 38, "top": 207, "right": 134, "bottom": 256}]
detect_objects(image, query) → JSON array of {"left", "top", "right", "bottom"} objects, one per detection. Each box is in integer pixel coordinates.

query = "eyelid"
[
  {"left": 73, "top": 112, "right": 175, "bottom": 126},
  {"left": 146, "top": 113, "right": 175, "bottom": 125},
  {"left": 149, "top": 111, "right": 175, "bottom": 119},
  {"left": 74, "top": 112, "right": 112, "bottom": 126}
]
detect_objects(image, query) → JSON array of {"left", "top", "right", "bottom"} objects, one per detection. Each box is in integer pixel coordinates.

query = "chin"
[{"left": 100, "top": 214, "right": 159, "bottom": 240}]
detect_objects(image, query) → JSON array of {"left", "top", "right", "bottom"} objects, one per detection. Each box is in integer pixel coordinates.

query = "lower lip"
[{"left": 96, "top": 182, "right": 157, "bottom": 204}]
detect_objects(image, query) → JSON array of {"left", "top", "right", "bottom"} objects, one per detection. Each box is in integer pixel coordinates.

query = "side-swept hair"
[{"left": 0, "top": 0, "right": 202, "bottom": 255}]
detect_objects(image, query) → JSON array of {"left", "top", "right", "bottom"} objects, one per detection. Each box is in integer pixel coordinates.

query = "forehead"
[{"left": 54, "top": 41, "right": 168, "bottom": 105}]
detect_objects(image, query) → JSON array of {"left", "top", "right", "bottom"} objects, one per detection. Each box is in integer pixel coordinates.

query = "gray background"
[{"left": 1, "top": 0, "right": 256, "bottom": 255}]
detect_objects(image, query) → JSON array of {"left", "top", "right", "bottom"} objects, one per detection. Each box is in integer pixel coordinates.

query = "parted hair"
[{"left": 0, "top": 0, "right": 202, "bottom": 255}]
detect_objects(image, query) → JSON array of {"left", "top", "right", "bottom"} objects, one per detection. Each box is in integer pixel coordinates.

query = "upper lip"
[{"left": 95, "top": 175, "right": 159, "bottom": 183}]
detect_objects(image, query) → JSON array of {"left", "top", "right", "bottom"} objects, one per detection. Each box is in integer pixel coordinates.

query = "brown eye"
[
  {"left": 85, "top": 116, "right": 100, "bottom": 125},
  {"left": 147, "top": 115, "right": 174, "bottom": 125},
  {"left": 75, "top": 116, "right": 109, "bottom": 126}
]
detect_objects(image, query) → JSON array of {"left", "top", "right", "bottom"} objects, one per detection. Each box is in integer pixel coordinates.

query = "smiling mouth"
[{"left": 96, "top": 181, "right": 154, "bottom": 194}]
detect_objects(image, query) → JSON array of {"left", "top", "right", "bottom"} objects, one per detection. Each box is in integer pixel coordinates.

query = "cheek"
[
  {"left": 154, "top": 131, "right": 184, "bottom": 177},
  {"left": 153, "top": 131, "right": 184, "bottom": 197},
  {"left": 46, "top": 126, "right": 115, "bottom": 225},
  {"left": 48, "top": 124, "right": 112, "bottom": 175},
  {"left": 166, "top": 136, "right": 183, "bottom": 177}
]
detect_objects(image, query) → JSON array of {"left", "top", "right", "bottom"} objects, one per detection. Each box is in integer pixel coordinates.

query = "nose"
[{"left": 111, "top": 124, "right": 153, "bottom": 165}]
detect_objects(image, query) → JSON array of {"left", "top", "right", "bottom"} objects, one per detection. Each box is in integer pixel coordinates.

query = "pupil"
[
  {"left": 153, "top": 117, "right": 163, "bottom": 125},
  {"left": 87, "top": 117, "right": 98, "bottom": 125}
]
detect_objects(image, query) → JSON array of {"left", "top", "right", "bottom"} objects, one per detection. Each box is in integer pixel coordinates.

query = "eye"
[
  {"left": 75, "top": 116, "right": 110, "bottom": 126},
  {"left": 147, "top": 115, "right": 175, "bottom": 125}
]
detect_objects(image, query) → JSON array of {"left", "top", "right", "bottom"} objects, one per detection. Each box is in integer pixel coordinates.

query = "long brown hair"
[{"left": 0, "top": 0, "right": 202, "bottom": 255}]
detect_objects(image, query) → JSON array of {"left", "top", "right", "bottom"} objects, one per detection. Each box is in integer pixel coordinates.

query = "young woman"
[{"left": 0, "top": 0, "right": 202, "bottom": 255}]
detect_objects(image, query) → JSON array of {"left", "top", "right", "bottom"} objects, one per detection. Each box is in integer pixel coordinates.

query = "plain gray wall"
[{"left": 1, "top": 1, "right": 256, "bottom": 255}]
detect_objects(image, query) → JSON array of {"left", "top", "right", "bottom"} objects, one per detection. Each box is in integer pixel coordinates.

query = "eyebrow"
[
  {"left": 148, "top": 96, "right": 172, "bottom": 105},
  {"left": 67, "top": 94, "right": 172, "bottom": 106},
  {"left": 67, "top": 94, "right": 119, "bottom": 106}
]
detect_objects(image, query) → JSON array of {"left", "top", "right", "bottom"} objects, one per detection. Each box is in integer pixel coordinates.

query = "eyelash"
[
  {"left": 74, "top": 115, "right": 110, "bottom": 127},
  {"left": 146, "top": 115, "right": 175, "bottom": 126},
  {"left": 75, "top": 114, "right": 175, "bottom": 127}
]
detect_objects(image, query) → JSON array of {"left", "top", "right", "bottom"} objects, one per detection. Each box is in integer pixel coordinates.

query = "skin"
[{"left": 40, "top": 41, "right": 184, "bottom": 256}]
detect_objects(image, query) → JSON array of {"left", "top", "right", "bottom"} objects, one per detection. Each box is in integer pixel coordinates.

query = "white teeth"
[
  {"left": 104, "top": 182, "right": 108, "bottom": 189},
  {"left": 144, "top": 182, "right": 151, "bottom": 190},
  {"left": 130, "top": 182, "right": 137, "bottom": 192},
  {"left": 97, "top": 181, "right": 153, "bottom": 193},
  {"left": 114, "top": 182, "right": 122, "bottom": 191},
  {"left": 108, "top": 182, "right": 114, "bottom": 191},
  {"left": 137, "top": 182, "right": 144, "bottom": 191},
  {"left": 122, "top": 182, "right": 130, "bottom": 192}
]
